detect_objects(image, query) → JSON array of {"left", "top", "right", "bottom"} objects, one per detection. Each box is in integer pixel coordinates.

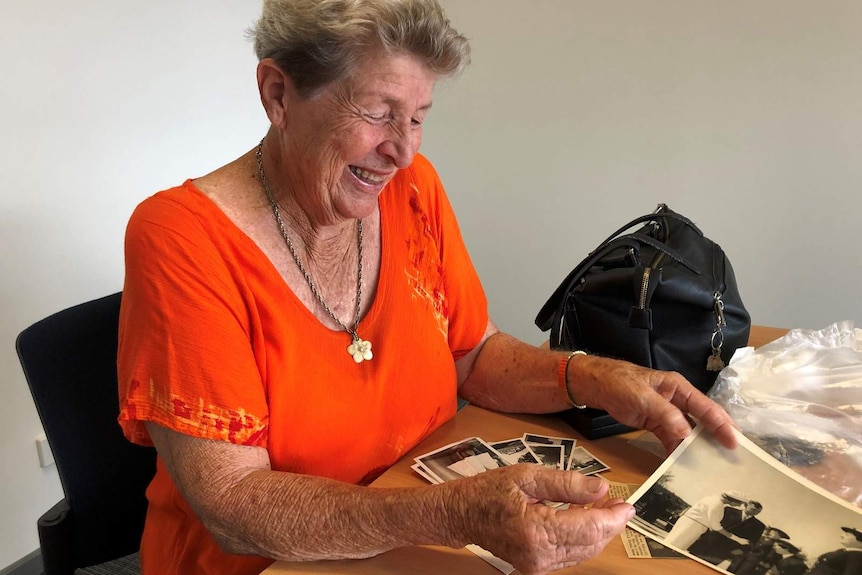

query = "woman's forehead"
[{"left": 338, "top": 53, "right": 436, "bottom": 104}]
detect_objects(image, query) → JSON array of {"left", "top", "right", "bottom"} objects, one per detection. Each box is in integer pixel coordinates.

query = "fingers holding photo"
[{"left": 454, "top": 468, "right": 633, "bottom": 575}]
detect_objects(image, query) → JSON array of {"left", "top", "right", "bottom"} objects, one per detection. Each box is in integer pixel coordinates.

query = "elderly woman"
[{"left": 117, "top": 1, "right": 736, "bottom": 574}]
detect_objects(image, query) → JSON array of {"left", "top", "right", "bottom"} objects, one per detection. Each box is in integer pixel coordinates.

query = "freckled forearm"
[
  {"left": 146, "top": 422, "right": 477, "bottom": 563},
  {"left": 199, "top": 469, "right": 471, "bottom": 561},
  {"left": 458, "top": 332, "right": 569, "bottom": 414}
]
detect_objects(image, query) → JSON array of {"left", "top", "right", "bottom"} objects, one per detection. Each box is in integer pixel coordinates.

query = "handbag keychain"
[{"left": 707, "top": 291, "right": 727, "bottom": 371}]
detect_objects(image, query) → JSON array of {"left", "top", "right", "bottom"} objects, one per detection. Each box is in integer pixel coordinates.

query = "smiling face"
[{"left": 276, "top": 50, "right": 437, "bottom": 226}]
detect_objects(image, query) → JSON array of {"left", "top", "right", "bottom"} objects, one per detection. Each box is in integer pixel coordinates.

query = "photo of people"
[{"left": 627, "top": 425, "right": 861, "bottom": 575}]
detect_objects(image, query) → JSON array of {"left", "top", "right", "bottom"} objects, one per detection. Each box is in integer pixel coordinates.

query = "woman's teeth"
[{"left": 350, "top": 166, "right": 386, "bottom": 184}]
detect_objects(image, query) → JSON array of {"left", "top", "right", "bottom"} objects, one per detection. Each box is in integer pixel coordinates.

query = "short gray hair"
[{"left": 249, "top": 0, "right": 471, "bottom": 98}]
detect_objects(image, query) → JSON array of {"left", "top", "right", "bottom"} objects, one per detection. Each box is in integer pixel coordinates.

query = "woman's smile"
[{"left": 348, "top": 165, "right": 390, "bottom": 186}]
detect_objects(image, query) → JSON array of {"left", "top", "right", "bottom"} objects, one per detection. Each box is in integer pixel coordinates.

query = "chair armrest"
[{"left": 38, "top": 499, "right": 75, "bottom": 575}]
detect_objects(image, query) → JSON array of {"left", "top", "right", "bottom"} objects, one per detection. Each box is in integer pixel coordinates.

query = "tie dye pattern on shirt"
[{"left": 404, "top": 183, "right": 449, "bottom": 340}]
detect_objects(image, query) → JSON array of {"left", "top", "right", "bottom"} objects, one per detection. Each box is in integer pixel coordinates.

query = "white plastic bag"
[{"left": 709, "top": 321, "right": 862, "bottom": 508}]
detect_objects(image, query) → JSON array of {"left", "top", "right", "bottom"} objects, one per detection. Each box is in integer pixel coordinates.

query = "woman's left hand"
[
  {"left": 569, "top": 354, "right": 737, "bottom": 454},
  {"left": 459, "top": 331, "right": 736, "bottom": 454}
]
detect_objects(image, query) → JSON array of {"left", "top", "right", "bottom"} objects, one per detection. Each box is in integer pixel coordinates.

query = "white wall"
[
  {"left": 1, "top": 0, "right": 860, "bottom": 568},
  {"left": 424, "top": 1, "right": 862, "bottom": 341},
  {"left": 0, "top": 1, "right": 266, "bottom": 567}
]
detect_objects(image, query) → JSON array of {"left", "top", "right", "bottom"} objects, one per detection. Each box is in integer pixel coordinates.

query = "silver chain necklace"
[{"left": 255, "top": 139, "right": 373, "bottom": 363}]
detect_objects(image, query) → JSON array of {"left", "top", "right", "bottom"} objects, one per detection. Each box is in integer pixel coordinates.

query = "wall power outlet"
[{"left": 36, "top": 435, "right": 55, "bottom": 468}]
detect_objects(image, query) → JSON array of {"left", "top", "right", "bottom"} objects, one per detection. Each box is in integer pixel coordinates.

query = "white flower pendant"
[{"left": 347, "top": 337, "right": 373, "bottom": 363}]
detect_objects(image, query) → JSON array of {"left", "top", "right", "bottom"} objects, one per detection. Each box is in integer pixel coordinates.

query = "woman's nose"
[{"left": 378, "top": 124, "right": 420, "bottom": 169}]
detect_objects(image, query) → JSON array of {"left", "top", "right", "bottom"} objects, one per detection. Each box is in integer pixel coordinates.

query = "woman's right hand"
[
  {"left": 444, "top": 464, "right": 635, "bottom": 575},
  {"left": 146, "top": 421, "right": 633, "bottom": 568}
]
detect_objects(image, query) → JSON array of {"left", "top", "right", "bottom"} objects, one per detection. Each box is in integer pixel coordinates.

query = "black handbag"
[{"left": 535, "top": 204, "right": 750, "bottom": 438}]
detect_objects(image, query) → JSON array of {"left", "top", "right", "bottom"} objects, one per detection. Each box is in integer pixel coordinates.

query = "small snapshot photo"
[
  {"left": 523, "top": 433, "right": 577, "bottom": 470},
  {"left": 567, "top": 446, "right": 610, "bottom": 476},
  {"left": 410, "top": 463, "right": 440, "bottom": 485},
  {"left": 528, "top": 444, "right": 565, "bottom": 470},
  {"left": 627, "top": 425, "right": 862, "bottom": 575},
  {"left": 489, "top": 438, "right": 541, "bottom": 465},
  {"left": 414, "top": 437, "right": 509, "bottom": 484}
]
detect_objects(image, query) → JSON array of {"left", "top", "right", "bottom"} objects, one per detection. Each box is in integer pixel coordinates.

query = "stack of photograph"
[{"left": 411, "top": 433, "right": 609, "bottom": 485}]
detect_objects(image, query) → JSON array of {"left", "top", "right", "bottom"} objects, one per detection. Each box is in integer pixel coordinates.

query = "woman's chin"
[{"left": 338, "top": 180, "right": 386, "bottom": 218}]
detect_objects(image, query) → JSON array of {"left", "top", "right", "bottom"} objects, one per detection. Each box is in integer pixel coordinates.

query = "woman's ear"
[{"left": 257, "top": 59, "right": 295, "bottom": 128}]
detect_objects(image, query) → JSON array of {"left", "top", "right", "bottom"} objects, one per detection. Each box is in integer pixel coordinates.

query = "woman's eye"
[{"left": 363, "top": 112, "right": 389, "bottom": 123}]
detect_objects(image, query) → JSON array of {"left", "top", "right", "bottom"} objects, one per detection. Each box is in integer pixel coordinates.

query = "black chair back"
[{"left": 16, "top": 292, "right": 156, "bottom": 574}]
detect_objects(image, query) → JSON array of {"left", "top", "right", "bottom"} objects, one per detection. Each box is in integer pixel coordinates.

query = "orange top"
[{"left": 117, "top": 153, "right": 489, "bottom": 575}]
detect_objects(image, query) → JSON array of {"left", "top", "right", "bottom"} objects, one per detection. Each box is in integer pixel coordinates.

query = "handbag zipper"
[
  {"left": 627, "top": 265, "right": 654, "bottom": 330},
  {"left": 638, "top": 267, "right": 651, "bottom": 310},
  {"left": 636, "top": 216, "right": 666, "bottom": 312}
]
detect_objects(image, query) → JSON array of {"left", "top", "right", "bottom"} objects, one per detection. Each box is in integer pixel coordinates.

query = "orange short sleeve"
[{"left": 118, "top": 185, "right": 270, "bottom": 447}]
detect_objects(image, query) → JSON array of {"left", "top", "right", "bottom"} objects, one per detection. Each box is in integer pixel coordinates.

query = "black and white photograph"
[
  {"left": 414, "top": 437, "right": 510, "bottom": 484},
  {"left": 523, "top": 433, "right": 577, "bottom": 470},
  {"left": 567, "top": 446, "right": 611, "bottom": 476},
  {"left": 490, "top": 438, "right": 541, "bottom": 466},
  {"left": 627, "top": 425, "right": 862, "bottom": 575},
  {"left": 410, "top": 463, "right": 441, "bottom": 485},
  {"left": 527, "top": 443, "right": 565, "bottom": 470}
]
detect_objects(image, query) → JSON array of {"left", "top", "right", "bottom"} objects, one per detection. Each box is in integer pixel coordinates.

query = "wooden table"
[{"left": 262, "top": 326, "right": 787, "bottom": 575}]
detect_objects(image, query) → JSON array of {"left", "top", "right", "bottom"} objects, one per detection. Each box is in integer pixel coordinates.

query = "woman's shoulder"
[
  {"left": 387, "top": 153, "right": 449, "bottom": 209},
  {"left": 390, "top": 153, "right": 440, "bottom": 189},
  {"left": 128, "top": 179, "right": 249, "bottom": 244},
  {"left": 405, "top": 152, "right": 437, "bottom": 176},
  {"left": 124, "top": 180, "right": 242, "bottom": 261},
  {"left": 130, "top": 180, "right": 213, "bottom": 222}
]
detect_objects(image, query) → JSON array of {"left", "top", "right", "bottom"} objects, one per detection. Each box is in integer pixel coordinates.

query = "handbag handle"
[
  {"left": 629, "top": 234, "right": 701, "bottom": 274},
  {"left": 535, "top": 226, "right": 703, "bottom": 337},
  {"left": 592, "top": 209, "right": 703, "bottom": 254},
  {"left": 536, "top": 236, "right": 643, "bottom": 334}
]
